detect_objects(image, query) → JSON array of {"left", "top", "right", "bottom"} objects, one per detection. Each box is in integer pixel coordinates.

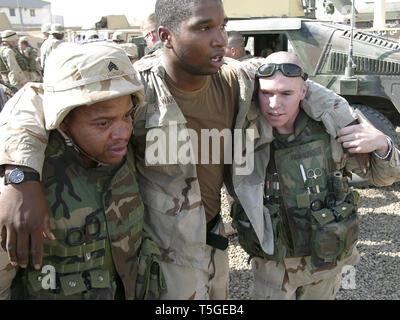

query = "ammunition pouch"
[
  {"left": 231, "top": 201, "right": 286, "bottom": 261},
  {"left": 310, "top": 191, "right": 360, "bottom": 269},
  {"left": 135, "top": 232, "right": 166, "bottom": 300}
]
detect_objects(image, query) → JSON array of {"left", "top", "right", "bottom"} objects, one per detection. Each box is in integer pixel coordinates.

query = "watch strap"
[{"left": 4, "top": 170, "right": 41, "bottom": 185}]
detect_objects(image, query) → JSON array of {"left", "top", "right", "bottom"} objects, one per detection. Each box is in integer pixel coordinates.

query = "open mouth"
[{"left": 211, "top": 56, "right": 223, "bottom": 62}]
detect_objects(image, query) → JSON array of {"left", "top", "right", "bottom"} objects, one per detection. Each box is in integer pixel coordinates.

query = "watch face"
[{"left": 10, "top": 169, "right": 25, "bottom": 184}]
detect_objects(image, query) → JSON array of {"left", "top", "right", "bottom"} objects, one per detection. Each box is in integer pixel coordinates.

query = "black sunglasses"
[{"left": 256, "top": 63, "right": 308, "bottom": 81}]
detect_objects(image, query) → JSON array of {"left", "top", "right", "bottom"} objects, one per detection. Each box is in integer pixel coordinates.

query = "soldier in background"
[
  {"left": 18, "top": 36, "right": 42, "bottom": 82},
  {"left": 0, "top": 41, "right": 164, "bottom": 300},
  {"left": 40, "top": 24, "right": 65, "bottom": 71},
  {"left": 120, "top": 43, "right": 139, "bottom": 64},
  {"left": 142, "top": 13, "right": 163, "bottom": 54},
  {"left": 41, "top": 23, "right": 51, "bottom": 42},
  {"left": 0, "top": 30, "right": 29, "bottom": 92},
  {"left": 225, "top": 31, "right": 253, "bottom": 61}
]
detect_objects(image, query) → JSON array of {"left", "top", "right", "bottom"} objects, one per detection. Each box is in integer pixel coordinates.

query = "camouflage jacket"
[
  {"left": 40, "top": 36, "right": 64, "bottom": 70},
  {"left": 227, "top": 92, "right": 400, "bottom": 258},
  {"left": 16, "top": 129, "right": 144, "bottom": 299},
  {"left": 21, "top": 46, "right": 40, "bottom": 73},
  {"left": 0, "top": 44, "right": 29, "bottom": 89},
  {"left": 0, "top": 55, "right": 366, "bottom": 271},
  {"left": 132, "top": 53, "right": 361, "bottom": 270}
]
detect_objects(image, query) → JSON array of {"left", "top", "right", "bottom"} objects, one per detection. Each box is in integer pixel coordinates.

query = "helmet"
[
  {"left": 112, "top": 31, "right": 125, "bottom": 42},
  {"left": 41, "top": 23, "right": 51, "bottom": 33},
  {"left": 42, "top": 41, "right": 144, "bottom": 130},
  {"left": 119, "top": 43, "right": 138, "bottom": 58},
  {"left": 50, "top": 23, "right": 65, "bottom": 35},
  {"left": 1, "top": 30, "right": 18, "bottom": 43}
]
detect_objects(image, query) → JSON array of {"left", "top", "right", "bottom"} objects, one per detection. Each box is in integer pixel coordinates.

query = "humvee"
[{"left": 226, "top": 17, "right": 400, "bottom": 146}]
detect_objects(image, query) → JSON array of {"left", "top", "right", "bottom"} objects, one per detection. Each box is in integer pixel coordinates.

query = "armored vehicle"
[{"left": 226, "top": 17, "right": 400, "bottom": 146}]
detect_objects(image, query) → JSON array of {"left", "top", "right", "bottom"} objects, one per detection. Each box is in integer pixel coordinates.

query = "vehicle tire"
[
  {"left": 351, "top": 104, "right": 400, "bottom": 147},
  {"left": 349, "top": 104, "right": 399, "bottom": 186}
]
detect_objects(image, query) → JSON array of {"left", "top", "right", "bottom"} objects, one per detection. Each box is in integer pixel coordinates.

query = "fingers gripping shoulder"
[{"left": 301, "top": 81, "right": 357, "bottom": 137}]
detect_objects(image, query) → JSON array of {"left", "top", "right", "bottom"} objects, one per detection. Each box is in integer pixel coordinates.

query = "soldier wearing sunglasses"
[{"left": 229, "top": 51, "right": 400, "bottom": 300}]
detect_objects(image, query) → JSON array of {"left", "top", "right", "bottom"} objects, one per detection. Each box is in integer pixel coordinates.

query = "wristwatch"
[{"left": 4, "top": 168, "right": 40, "bottom": 185}]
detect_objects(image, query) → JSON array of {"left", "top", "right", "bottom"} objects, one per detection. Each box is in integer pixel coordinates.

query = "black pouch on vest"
[{"left": 310, "top": 193, "right": 359, "bottom": 269}]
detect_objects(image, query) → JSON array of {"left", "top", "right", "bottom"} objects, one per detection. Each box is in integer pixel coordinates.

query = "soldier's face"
[
  {"left": 60, "top": 95, "right": 134, "bottom": 167},
  {"left": 166, "top": 0, "right": 228, "bottom": 76},
  {"left": 258, "top": 74, "right": 307, "bottom": 134}
]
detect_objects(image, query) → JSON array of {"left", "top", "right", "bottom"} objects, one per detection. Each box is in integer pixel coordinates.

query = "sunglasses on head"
[{"left": 256, "top": 63, "right": 308, "bottom": 81}]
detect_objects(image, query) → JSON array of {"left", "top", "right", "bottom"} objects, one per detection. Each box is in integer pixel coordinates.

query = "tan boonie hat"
[
  {"left": 1, "top": 30, "right": 18, "bottom": 43},
  {"left": 41, "top": 23, "right": 51, "bottom": 33},
  {"left": 120, "top": 43, "right": 138, "bottom": 58},
  {"left": 50, "top": 23, "right": 65, "bottom": 34},
  {"left": 42, "top": 41, "right": 144, "bottom": 130}
]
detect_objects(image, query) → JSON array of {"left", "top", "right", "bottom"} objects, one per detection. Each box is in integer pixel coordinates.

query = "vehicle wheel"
[
  {"left": 349, "top": 104, "right": 399, "bottom": 186},
  {"left": 351, "top": 104, "right": 400, "bottom": 147}
]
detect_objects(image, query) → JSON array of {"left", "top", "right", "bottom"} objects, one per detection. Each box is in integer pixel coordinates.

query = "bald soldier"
[{"left": 229, "top": 51, "right": 400, "bottom": 300}]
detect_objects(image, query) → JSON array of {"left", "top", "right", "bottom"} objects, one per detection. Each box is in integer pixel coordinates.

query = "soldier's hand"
[
  {"left": 337, "top": 113, "right": 389, "bottom": 156},
  {"left": 0, "top": 181, "right": 54, "bottom": 270}
]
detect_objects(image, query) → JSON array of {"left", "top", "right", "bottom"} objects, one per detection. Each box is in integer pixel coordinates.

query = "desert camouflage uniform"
[
  {"left": 0, "top": 43, "right": 29, "bottom": 90},
  {"left": 0, "top": 49, "right": 363, "bottom": 299},
  {"left": 20, "top": 45, "right": 42, "bottom": 82},
  {"left": 0, "top": 249, "right": 15, "bottom": 299},
  {"left": 228, "top": 89, "right": 400, "bottom": 300},
  {"left": 40, "top": 35, "right": 64, "bottom": 71}
]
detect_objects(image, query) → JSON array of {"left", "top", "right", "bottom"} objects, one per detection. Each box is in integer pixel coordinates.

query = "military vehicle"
[{"left": 224, "top": 0, "right": 400, "bottom": 147}]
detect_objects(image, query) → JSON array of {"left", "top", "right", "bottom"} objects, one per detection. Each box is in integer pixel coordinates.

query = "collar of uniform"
[
  {"left": 142, "top": 55, "right": 189, "bottom": 129},
  {"left": 273, "top": 109, "right": 309, "bottom": 143}
]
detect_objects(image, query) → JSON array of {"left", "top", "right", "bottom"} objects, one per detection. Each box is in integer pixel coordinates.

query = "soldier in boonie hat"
[{"left": 1, "top": 30, "right": 18, "bottom": 43}]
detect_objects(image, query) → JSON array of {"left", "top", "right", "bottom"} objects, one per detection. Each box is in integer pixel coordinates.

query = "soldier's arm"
[
  {"left": 0, "top": 84, "right": 53, "bottom": 270},
  {"left": 338, "top": 112, "right": 400, "bottom": 186},
  {"left": 301, "top": 80, "right": 357, "bottom": 137}
]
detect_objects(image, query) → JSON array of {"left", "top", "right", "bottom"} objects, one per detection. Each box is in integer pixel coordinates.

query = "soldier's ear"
[
  {"left": 159, "top": 26, "right": 173, "bottom": 48},
  {"left": 300, "top": 82, "right": 308, "bottom": 100},
  {"left": 59, "top": 113, "right": 72, "bottom": 133}
]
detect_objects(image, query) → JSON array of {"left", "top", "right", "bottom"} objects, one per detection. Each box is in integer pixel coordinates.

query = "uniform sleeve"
[
  {"left": 301, "top": 80, "right": 357, "bottom": 138},
  {"left": 3, "top": 49, "right": 28, "bottom": 88},
  {"left": 0, "top": 84, "right": 48, "bottom": 178},
  {"left": 345, "top": 142, "right": 400, "bottom": 187}
]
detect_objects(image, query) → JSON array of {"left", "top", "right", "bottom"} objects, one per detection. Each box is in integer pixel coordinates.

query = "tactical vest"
[
  {"left": 12, "top": 130, "right": 165, "bottom": 299},
  {"left": 23, "top": 46, "right": 40, "bottom": 72},
  {"left": 232, "top": 110, "right": 360, "bottom": 269},
  {"left": 0, "top": 44, "right": 29, "bottom": 73}
]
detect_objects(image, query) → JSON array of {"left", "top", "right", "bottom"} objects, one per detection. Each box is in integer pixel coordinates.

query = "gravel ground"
[{"left": 221, "top": 181, "right": 400, "bottom": 300}]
